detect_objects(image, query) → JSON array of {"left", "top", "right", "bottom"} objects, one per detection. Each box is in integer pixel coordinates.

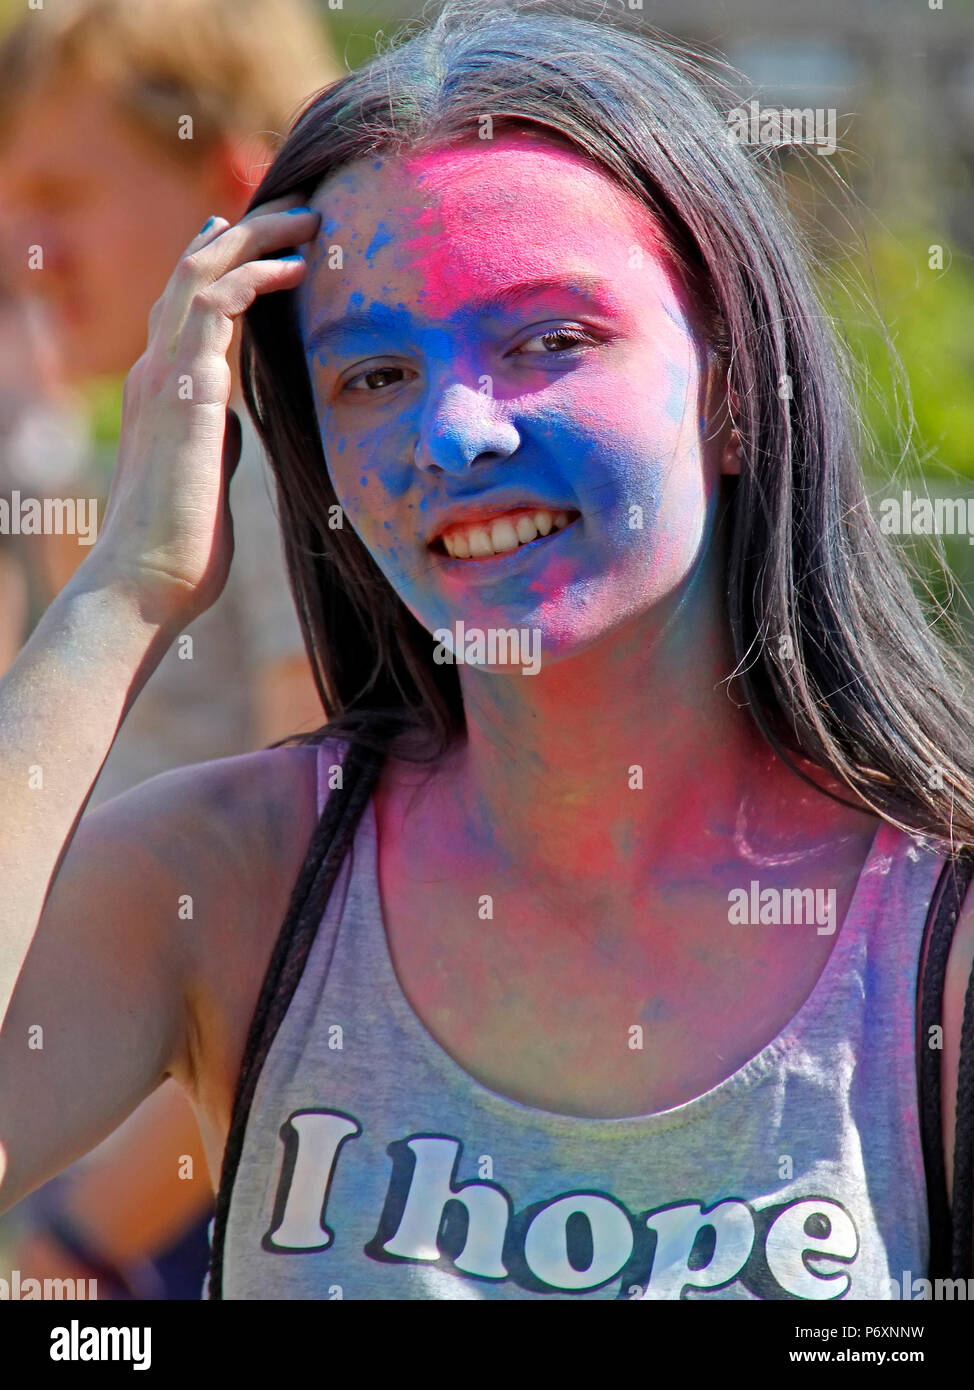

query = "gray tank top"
[{"left": 213, "top": 739, "right": 947, "bottom": 1300}]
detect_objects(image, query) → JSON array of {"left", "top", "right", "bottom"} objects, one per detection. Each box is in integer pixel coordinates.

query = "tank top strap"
[
  {"left": 919, "top": 847, "right": 974, "bottom": 1278},
  {"left": 205, "top": 735, "right": 383, "bottom": 1299}
]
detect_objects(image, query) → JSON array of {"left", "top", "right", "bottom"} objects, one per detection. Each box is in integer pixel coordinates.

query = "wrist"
[{"left": 62, "top": 548, "right": 197, "bottom": 648}]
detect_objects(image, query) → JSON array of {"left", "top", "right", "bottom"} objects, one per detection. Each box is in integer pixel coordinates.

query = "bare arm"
[
  {"left": 0, "top": 197, "right": 320, "bottom": 1212},
  {"left": 0, "top": 559, "right": 186, "bottom": 1025},
  {"left": 9, "top": 1079, "right": 211, "bottom": 1300},
  {"left": 0, "top": 764, "right": 201, "bottom": 1213}
]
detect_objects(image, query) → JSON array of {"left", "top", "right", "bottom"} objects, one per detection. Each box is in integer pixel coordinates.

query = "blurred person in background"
[
  {"left": 0, "top": 0, "right": 340, "bottom": 1297},
  {"left": 0, "top": 282, "right": 89, "bottom": 669}
]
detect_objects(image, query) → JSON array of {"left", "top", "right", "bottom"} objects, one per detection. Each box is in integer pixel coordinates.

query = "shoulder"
[
  {"left": 81, "top": 740, "right": 323, "bottom": 879},
  {"left": 23, "top": 741, "right": 332, "bottom": 1170},
  {"left": 69, "top": 742, "right": 326, "bottom": 1009}
]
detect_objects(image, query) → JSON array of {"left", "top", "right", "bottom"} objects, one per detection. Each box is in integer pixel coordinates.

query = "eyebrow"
[{"left": 304, "top": 274, "right": 620, "bottom": 355}]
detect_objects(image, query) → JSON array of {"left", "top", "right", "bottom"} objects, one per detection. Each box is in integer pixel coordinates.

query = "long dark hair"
[{"left": 239, "top": 0, "right": 974, "bottom": 851}]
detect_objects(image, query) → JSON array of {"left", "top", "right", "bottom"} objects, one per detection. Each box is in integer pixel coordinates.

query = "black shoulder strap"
[
  {"left": 206, "top": 738, "right": 385, "bottom": 1300},
  {"left": 951, "top": 851, "right": 974, "bottom": 1276},
  {"left": 918, "top": 847, "right": 974, "bottom": 1280}
]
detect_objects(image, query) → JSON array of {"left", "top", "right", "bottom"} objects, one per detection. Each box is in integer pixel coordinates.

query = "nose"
[{"left": 413, "top": 379, "right": 520, "bottom": 476}]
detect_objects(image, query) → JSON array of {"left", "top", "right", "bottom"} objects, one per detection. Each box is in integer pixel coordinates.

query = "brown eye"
[
  {"left": 350, "top": 367, "right": 398, "bottom": 391},
  {"left": 514, "top": 327, "right": 597, "bottom": 355},
  {"left": 342, "top": 365, "right": 415, "bottom": 394}
]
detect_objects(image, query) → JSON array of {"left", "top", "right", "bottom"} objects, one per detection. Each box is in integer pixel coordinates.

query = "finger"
[
  {"left": 150, "top": 205, "right": 299, "bottom": 340},
  {"left": 240, "top": 192, "right": 316, "bottom": 222},
  {"left": 196, "top": 206, "right": 321, "bottom": 282},
  {"left": 158, "top": 208, "right": 319, "bottom": 358},
  {"left": 148, "top": 216, "right": 231, "bottom": 337},
  {"left": 166, "top": 255, "right": 309, "bottom": 371},
  {"left": 178, "top": 197, "right": 310, "bottom": 274},
  {"left": 187, "top": 195, "right": 310, "bottom": 246},
  {"left": 185, "top": 214, "right": 233, "bottom": 257}
]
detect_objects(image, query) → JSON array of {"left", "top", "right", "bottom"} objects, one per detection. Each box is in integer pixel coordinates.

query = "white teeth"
[
  {"left": 490, "top": 517, "right": 520, "bottom": 553},
  {"left": 468, "top": 526, "right": 493, "bottom": 558},
  {"left": 439, "top": 507, "right": 574, "bottom": 559}
]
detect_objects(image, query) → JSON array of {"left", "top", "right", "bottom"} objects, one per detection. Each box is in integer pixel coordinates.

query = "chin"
[{"left": 429, "top": 612, "right": 624, "bottom": 680}]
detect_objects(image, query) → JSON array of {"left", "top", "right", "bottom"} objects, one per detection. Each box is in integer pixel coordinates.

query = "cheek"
[
  {"left": 558, "top": 373, "right": 709, "bottom": 597},
  {"left": 552, "top": 379, "right": 678, "bottom": 525},
  {"left": 324, "top": 447, "right": 420, "bottom": 594},
  {"left": 324, "top": 423, "right": 415, "bottom": 552},
  {"left": 561, "top": 336, "right": 698, "bottom": 458}
]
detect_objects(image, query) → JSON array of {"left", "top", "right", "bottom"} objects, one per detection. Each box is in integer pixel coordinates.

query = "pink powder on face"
[
  {"left": 395, "top": 132, "right": 681, "bottom": 324},
  {"left": 301, "top": 131, "right": 720, "bottom": 670}
]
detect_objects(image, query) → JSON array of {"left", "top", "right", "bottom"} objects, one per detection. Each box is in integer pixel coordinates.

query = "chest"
[{"left": 373, "top": 850, "right": 856, "bottom": 1118}]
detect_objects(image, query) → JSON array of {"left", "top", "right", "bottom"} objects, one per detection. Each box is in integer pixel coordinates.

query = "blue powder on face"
[
  {"left": 365, "top": 223, "right": 395, "bottom": 265},
  {"left": 378, "top": 468, "right": 413, "bottom": 501}
]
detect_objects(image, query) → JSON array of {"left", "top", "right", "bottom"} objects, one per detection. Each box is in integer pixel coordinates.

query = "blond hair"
[{"left": 0, "top": 0, "right": 343, "bottom": 158}]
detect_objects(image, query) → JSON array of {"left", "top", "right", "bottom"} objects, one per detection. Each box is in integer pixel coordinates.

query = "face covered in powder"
[{"left": 297, "top": 129, "right": 733, "bottom": 668}]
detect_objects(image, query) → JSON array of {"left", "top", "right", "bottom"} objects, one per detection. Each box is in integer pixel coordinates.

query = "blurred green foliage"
[
  {"left": 827, "top": 229, "right": 974, "bottom": 631},
  {"left": 830, "top": 231, "right": 974, "bottom": 488}
]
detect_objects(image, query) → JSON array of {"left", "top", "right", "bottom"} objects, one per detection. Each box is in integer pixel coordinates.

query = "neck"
[{"left": 436, "top": 530, "right": 850, "bottom": 890}]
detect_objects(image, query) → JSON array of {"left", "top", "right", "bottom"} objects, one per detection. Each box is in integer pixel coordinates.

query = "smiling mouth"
[{"left": 430, "top": 506, "right": 581, "bottom": 560}]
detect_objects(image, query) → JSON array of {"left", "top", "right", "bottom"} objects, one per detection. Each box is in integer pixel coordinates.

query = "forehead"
[{"left": 300, "top": 131, "right": 677, "bottom": 324}]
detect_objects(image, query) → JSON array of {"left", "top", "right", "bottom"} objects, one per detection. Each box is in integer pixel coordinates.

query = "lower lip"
[{"left": 429, "top": 519, "right": 581, "bottom": 583}]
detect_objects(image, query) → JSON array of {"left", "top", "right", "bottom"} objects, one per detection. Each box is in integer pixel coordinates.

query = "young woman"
[{"left": 2, "top": 0, "right": 973, "bottom": 1302}]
